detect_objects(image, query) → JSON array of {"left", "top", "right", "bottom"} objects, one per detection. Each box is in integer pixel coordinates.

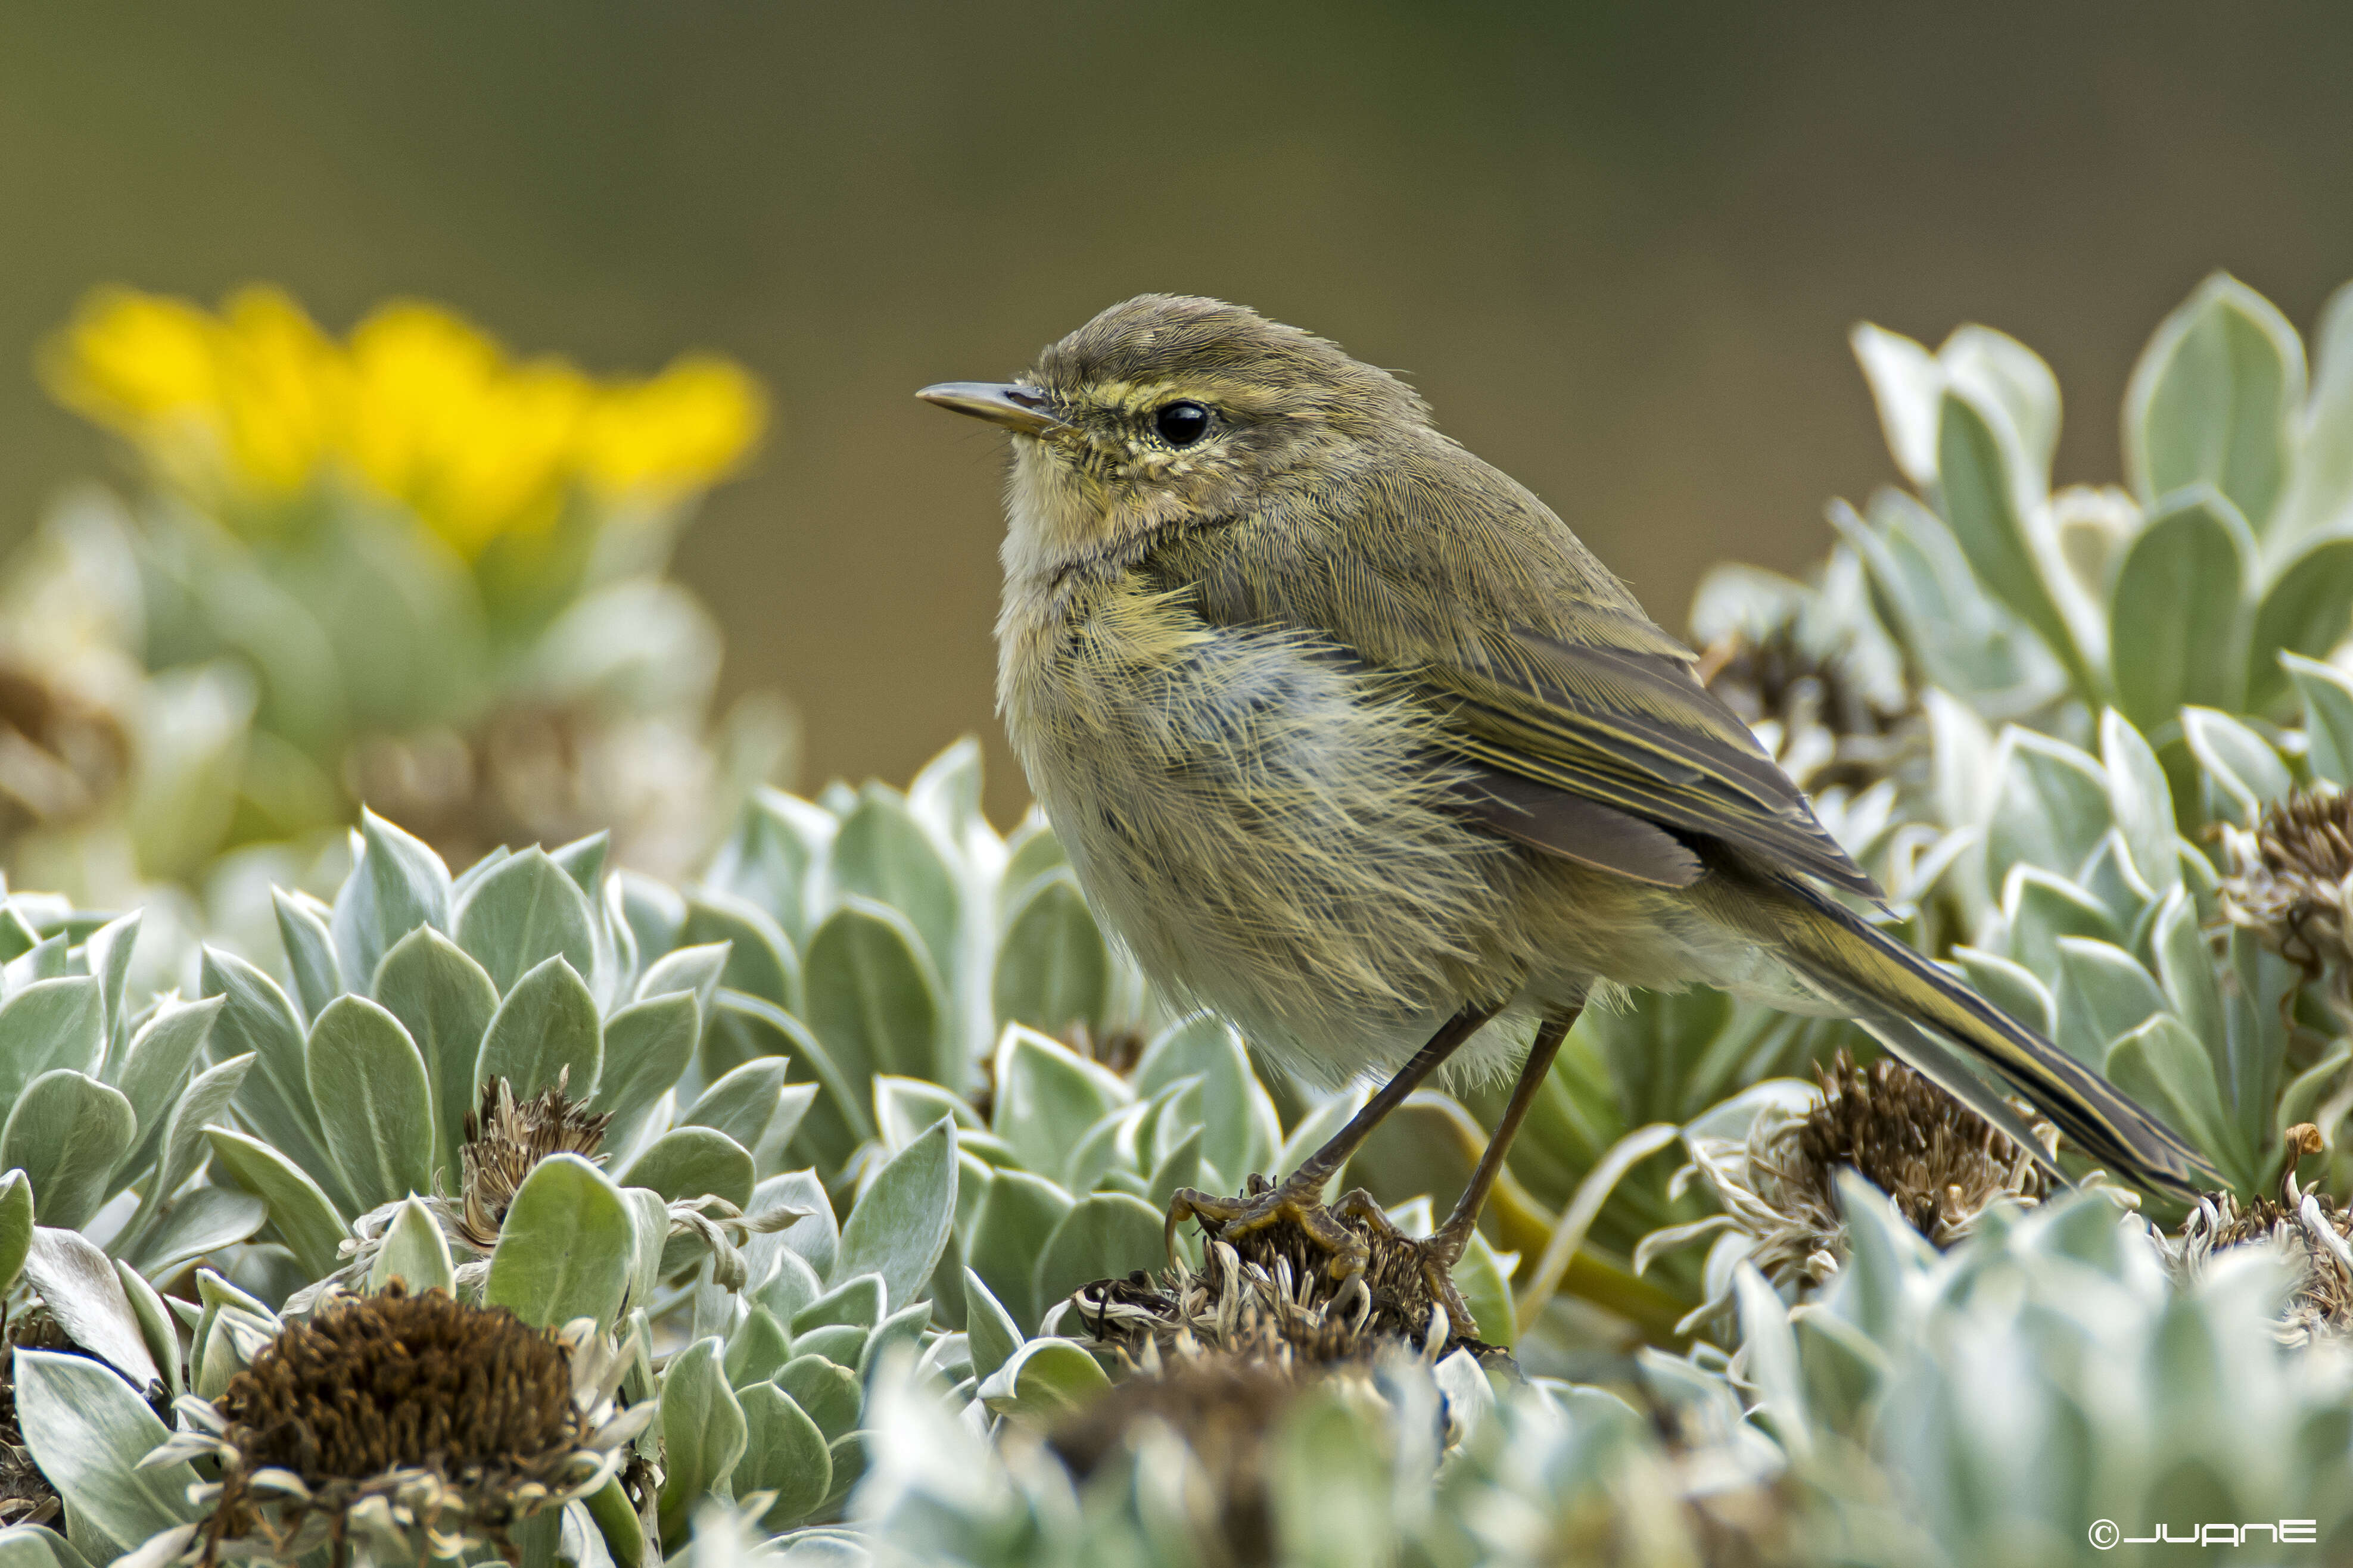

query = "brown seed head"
[
  {"left": 457, "top": 1070, "right": 612, "bottom": 1252},
  {"left": 2218, "top": 785, "right": 2353, "bottom": 989}
]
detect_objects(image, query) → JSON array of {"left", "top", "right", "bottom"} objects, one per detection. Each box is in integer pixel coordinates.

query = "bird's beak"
[{"left": 916, "top": 381, "right": 1070, "bottom": 437}]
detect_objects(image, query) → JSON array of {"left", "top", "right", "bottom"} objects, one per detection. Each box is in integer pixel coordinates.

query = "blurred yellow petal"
[
  {"left": 427, "top": 359, "right": 593, "bottom": 556},
  {"left": 41, "top": 287, "right": 226, "bottom": 429},
  {"left": 216, "top": 286, "right": 344, "bottom": 494},
  {"left": 344, "top": 301, "right": 505, "bottom": 500},
  {"left": 578, "top": 354, "right": 765, "bottom": 496}
]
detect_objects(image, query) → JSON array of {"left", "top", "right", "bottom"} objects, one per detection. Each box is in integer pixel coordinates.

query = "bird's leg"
[
  {"left": 1165, "top": 1001, "right": 1502, "bottom": 1283},
  {"left": 1381, "top": 1007, "right": 1577, "bottom": 1338}
]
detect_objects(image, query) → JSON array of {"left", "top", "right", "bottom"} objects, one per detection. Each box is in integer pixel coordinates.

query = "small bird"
[{"left": 920, "top": 295, "right": 2218, "bottom": 1335}]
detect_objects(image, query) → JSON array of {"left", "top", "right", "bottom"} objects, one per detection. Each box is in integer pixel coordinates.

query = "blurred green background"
[{"left": 4, "top": 2, "right": 2351, "bottom": 822}]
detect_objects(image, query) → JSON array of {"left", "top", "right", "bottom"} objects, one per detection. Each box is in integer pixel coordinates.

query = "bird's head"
[{"left": 920, "top": 294, "right": 1430, "bottom": 581}]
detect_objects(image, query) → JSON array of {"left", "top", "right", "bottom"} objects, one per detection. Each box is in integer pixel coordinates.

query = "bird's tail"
[{"left": 1748, "top": 873, "right": 2221, "bottom": 1204}]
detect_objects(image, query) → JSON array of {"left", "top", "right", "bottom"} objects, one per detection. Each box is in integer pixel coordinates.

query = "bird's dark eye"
[{"left": 1153, "top": 401, "right": 1212, "bottom": 447}]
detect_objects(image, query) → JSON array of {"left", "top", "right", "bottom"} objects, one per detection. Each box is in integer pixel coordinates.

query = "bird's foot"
[{"left": 1165, "top": 1174, "right": 1480, "bottom": 1345}]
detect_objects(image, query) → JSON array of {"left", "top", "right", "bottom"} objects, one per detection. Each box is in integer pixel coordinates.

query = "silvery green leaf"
[
  {"left": 2099, "top": 710, "right": 2181, "bottom": 896},
  {"left": 331, "top": 811, "right": 453, "bottom": 996},
  {"left": 2286, "top": 652, "right": 2353, "bottom": 787},
  {"left": 2052, "top": 938, "right": 2170, "bottom": 1071},
  {"left": 2106, "top": 1014, "right": 2248, "bottom": 1186},
  {"left": 449, "top": 846, "right": 512, "bottom": 902},
  {"left": 21, "top": 1227, "right": 159, "bottom": 1387},
  {"left": 857, "top": 1299, "right": 930, "bottom": 1385},
  {"left": 369, "top": 1195, "right": 455, "bottom": 1295},
  {"left": 2108, "top": 488, "right": 2255, "bottom": 726},
  {"left": 687, "top": 1060, "right": 790, "bottom": 1153},
  {"left": 0, "top": 977, "right": 104, "bottom": 1115},
  {"left": 0, "top": 1527, "right": 94, "bottom": 1568},
  {"left": 998, "top": 817, "right": 1069, "bottom": 917},
  {"left": 2278, "top": 278, "right": 2353, "bottom": 543},
  {"left": 1825, "top": 1170, "right": 1936, "bottom": 1342},
  {"left": 1985, "top": 728, "right": 2112, "bottom": 892},
  {"left": 724, "top": 1304, "right": 793, "bottom": 1389},
  {"left": 10, "top": 1349, "right": 197, "bottom": 1544},
  {"left": 749, "top": 1170, "right": 837, "bottom": 1284},
  {"left": 1832, "top": 493, "right": 2062, "bottom": 711},
  {"left": 872, "top": 1077, "right": 979, "bottom": 1154},
  {"left": 614, "top": 868, "right": 686, "bottom": 968},
  {"left": 2, "top": 935, "right": 67, "bottom": 993},
  {"left": 203, "top": 946, "right": 351, "bottom": 1216},
  {"left": 620, "top": 1127, "right": 755, "bottom": 1212},
  {"left": 1061, "top": 1103, "right": 1146, "bottom": 1195},
  {"left": 1733, "top": 1264, "right": 1810, "bottom": 1460},
  {"left": 639, "top": 942, "right": 732, "bottom": 1020},
  {"left": 2180, "top": 707, "right": 2292, "bottom": 822},
  {"left": 1936, "top": 388, "right": 2096, "bottom": 692},
  {"left": 106, "top": 996, "right": 223, "bottom": 1189},
  {"left": 973, "top": 1336, "right": 1109, "bottom": 1423},
  {"left": 990, "top": 1025, "right": 1130, "bottom": 1180},
  {"left": 2224, "top": 927, "right": 2295, "bottom": 1156},
  {"left": 794, "top": 1273, "right": 885, "bottom": 1336},
  {"left": 1141, "top": 1126, "right": 1200, "bottom": 1210},
  {"left": 991, "top": 872, "right": 1109, "bottom": 1040},
  {"left": 1851, "top": 323, "right": 1944, "bottom": 486},
  {"left": 830, "top": 785, "right": 960, "bottom": 1003},
  {"left": 2151, "top": 887, "right": 2228, "bottom": 1052},
  {"left": 706, "top": 790, "right": 831, "bottom": 947},
  {"left": 1455, "top": 1229, "right": 1518, "bottom": 1349},
  {"left": 683, "top": 893, "right": 802, "bottom": 1017},
  {"left": 306, "top": 995, "right": 435, "bottom": 1211},
  {"left": 0, "top": 908, "right": 36, "bottom": 968},
  {"left": 2279, "top": 1045, "right": 2352, "bottom": 1140},
  {"left": 1032, "top": 1192, "right": 1162, "bottom": 1322},
  {"left": 835, "top": 1116, "right": 956, "bottom": 1308},
  {"left": 736, "top": 1382, "right": 832, "bottom": 1530},
  {"left": 908, "top": 736, "right": 988, "bottom": 849},
  {"left": 204, "top": 1127, "right": 350, "bottom": 1279},
  {"left": 1132, "top": 1015, "right": 1281, "bottom": 1193},
  {"left": 111, "top": 1261, "right": 180, "bottom": 1402},
  {"left": 126, "top": 1187, "right": 266, "bottom": 1283},
  {"left": 2125, "top": 271, "right": 2304, "bottom": 537},
  {"left": 754, "top": 1246, "right": 826, "bottom": 1326},
  {"left": 715, "top": 995, "right": 872, "bottom": 1173},
  {"left": 960, "top": 1267, "right": 1022, "bottom": 1383},
  {"left": 1952, "top": 946, "right": 2055, "bottom": 1038},
  {"left": 2248, "top": 537, "right": 2353, "bottom": 711},
  {"left": 125, "top": 1052, "right": 251, "bottom": 1254},
  {"left": 2, "top": 1072, "right": 133, "bottom": 1232},
  {"left": 658, "top": 1339, "right": 748, "bottom": 1539},
  {"left": 373, "top": 926, "right": 499, "bottom": 1179},
  {"left": 776, "top": 1354, "right": 862, "bottom": 1445},
  {"left": 272, "top": 888, "right": 342, "bottom": 1024},
  {"left": 553, "top": 831, "right": 611, "bottom": 896},
  {"left": 802, "top": 906, "right": 943, "bottom": 1103},
  {"left": 2001, "top": 866, "right": 2121, "bottom": 980},
  {"left": 816, "top": 1433, "right": 865, "bottom": 1517},
  {"left": 477, "top": 955, "right": 603, "bottom": 1102},
  {"left": 453, "top": 847, "right": 597, "bottom": 996},
  {"left": 487, "top": 1153, "right": 632, "bottom": 1330},
  {"left": 0, "top": 1171, "right": 27, "bottom": 1295},
  {"left": 83, "top": 911, "right": 139, "bottom": 1067},
  {"left": 1940, "top": 323, "right": 2061, "bottom": 484}
]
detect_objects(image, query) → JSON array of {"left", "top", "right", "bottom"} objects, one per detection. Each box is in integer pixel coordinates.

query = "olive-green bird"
[{"left": 921, "top": 294, "right": 2218, "bottom": 1336}]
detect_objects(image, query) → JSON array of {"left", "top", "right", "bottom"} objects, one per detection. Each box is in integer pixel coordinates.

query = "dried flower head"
[
  {"left": 2219, "top": 785, "right": 2353, "bottom": 996},
  {"left": 456, "top": 1070, "right": 612, "bottom": 1252},
  {"left": 142, "top": 1285, "right": 652, "bottom": 1567},
  {"left": 2152, "top": 1124, "right": 2353, "bottom": 1347},
  {"left": 1073, "top": 1184, "right": 1486, "bottom": 1377},
  {"left": 1644, "top": 1055, "right": 2056, "bottom": 1330},
  {"left": 1696, "top": 622, "right": 1918, "bottom": 794}
]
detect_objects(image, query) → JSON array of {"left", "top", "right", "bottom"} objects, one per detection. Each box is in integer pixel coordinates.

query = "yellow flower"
[
  {"left": 214, "top": 287, "right": 346, "bottom": 495},
  {"left": 577, "top": 354, "right": 765, "bottom": 497},
  {"left": 43, "top": 287, "right": 224, "bottom": 426},
  {"left": 43, "top": 284, "right": 767, "bottom": 556}
]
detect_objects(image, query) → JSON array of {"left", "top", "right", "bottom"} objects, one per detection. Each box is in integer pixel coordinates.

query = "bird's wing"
[{"left": 1156, "top": 451, "right": 1880, "bottom": 897}]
